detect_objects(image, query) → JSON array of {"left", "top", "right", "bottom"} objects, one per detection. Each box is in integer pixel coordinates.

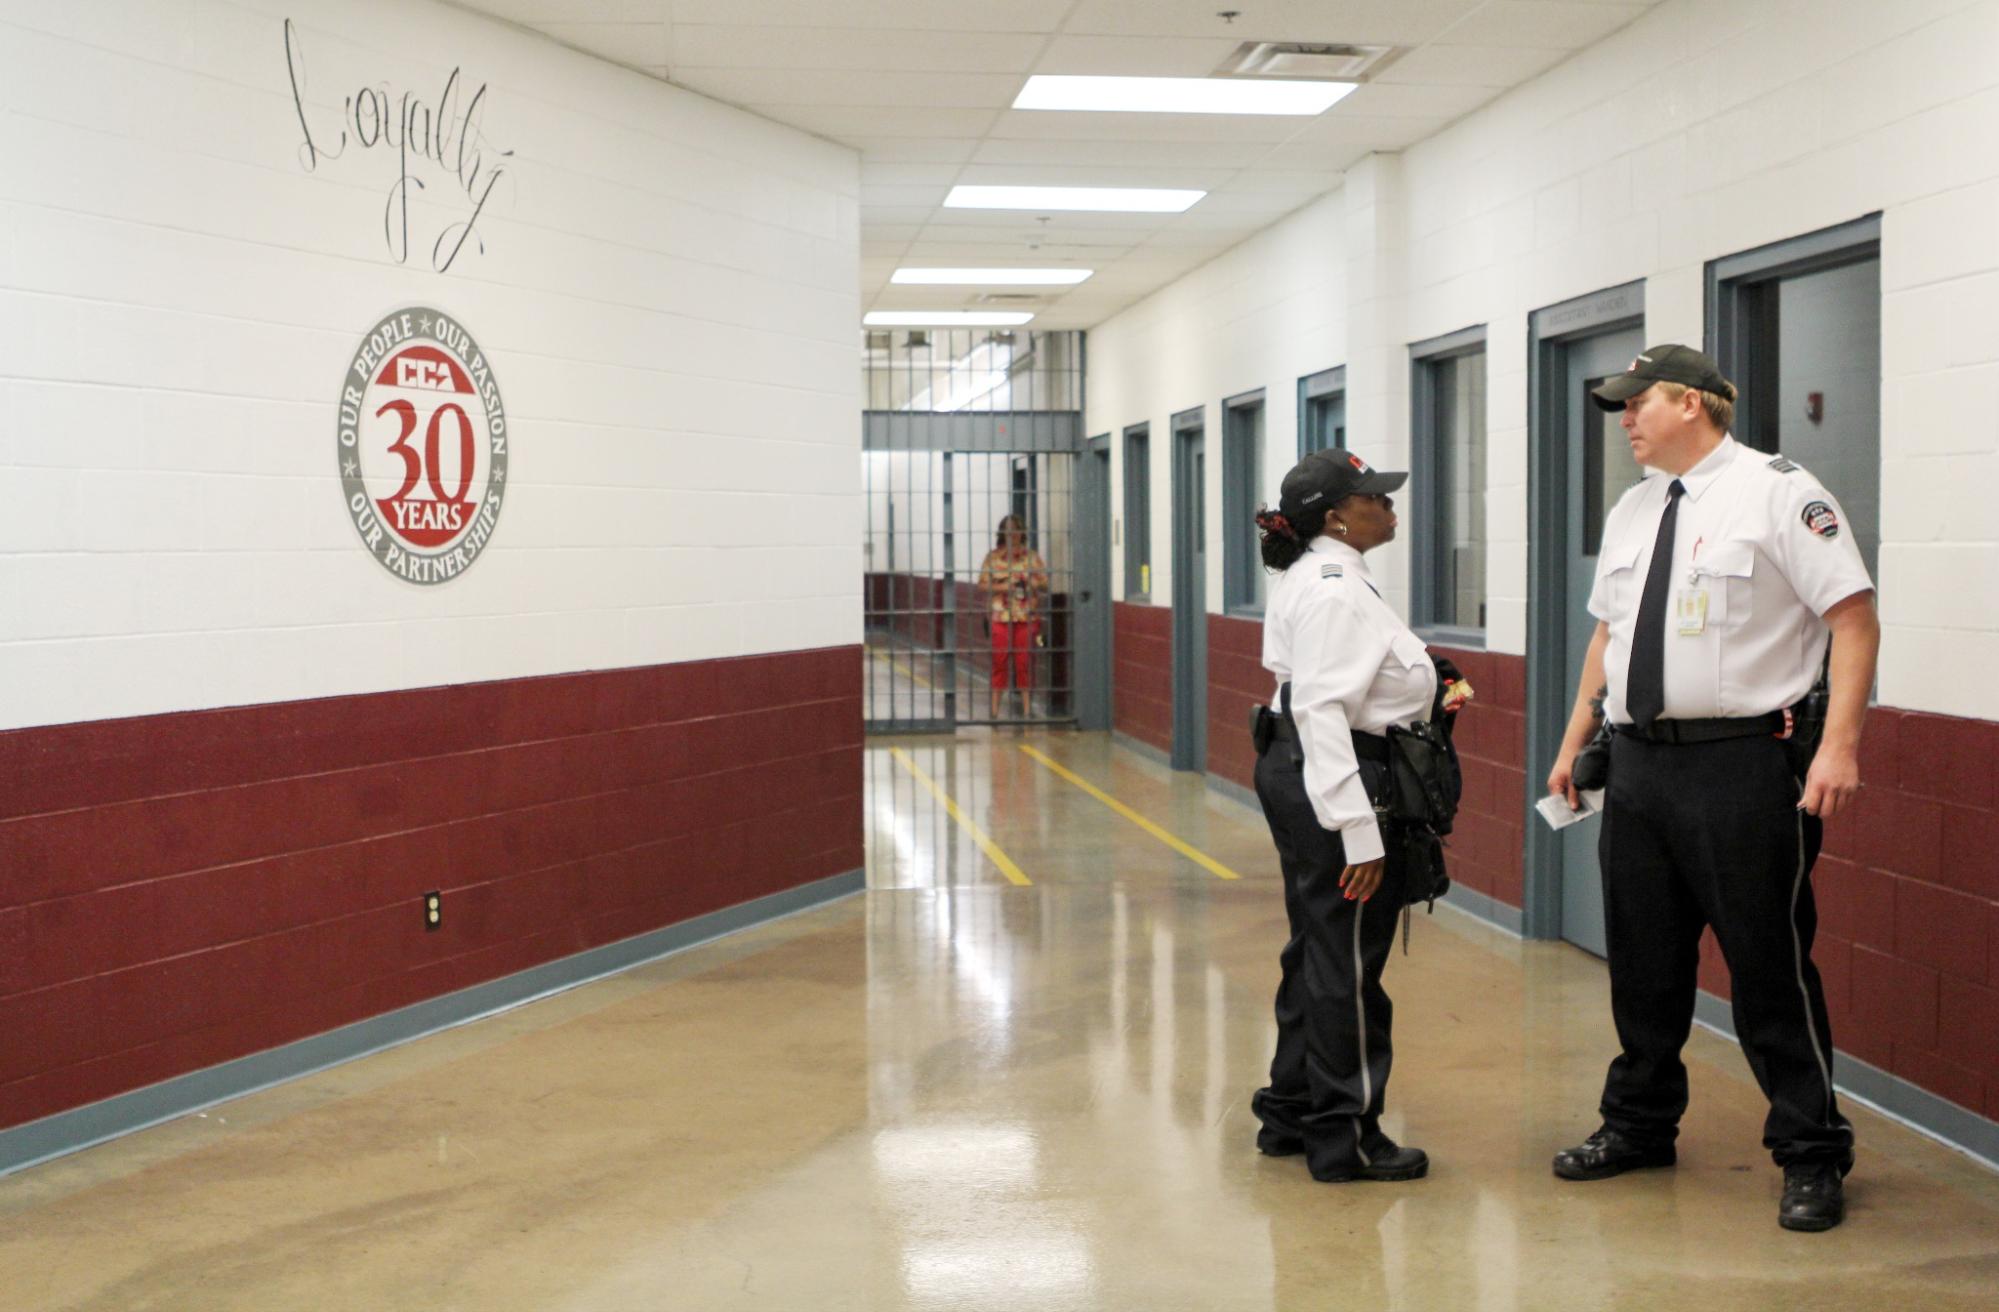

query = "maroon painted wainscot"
[{"left": 0, "top": 646, "right": 863, "bottom": 1132}]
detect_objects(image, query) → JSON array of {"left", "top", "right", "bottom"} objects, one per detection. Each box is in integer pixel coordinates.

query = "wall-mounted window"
[
  {"left": 1222, "top": 389, "right": 1267, "bottom": 613},
  {"left": 1123, "top": 423, "right": 1151, "bottom": 600},
  {"left": 1410, "top": 327, "right": 1488, "bottom": 637},
  {"left": 1298, "top": 366, "right": 1346, "bottom": 456}
]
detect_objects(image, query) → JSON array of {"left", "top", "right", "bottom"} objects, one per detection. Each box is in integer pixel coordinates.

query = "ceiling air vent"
[
  {"left": 1214, "top": 42, "right": 1402, "bottom": 82},
  {"left": 975, "top": 292, "right": 1043, "bottom": 306}
]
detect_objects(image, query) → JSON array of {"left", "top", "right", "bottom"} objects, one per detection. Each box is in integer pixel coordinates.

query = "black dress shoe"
[
  {"left": 1551, "top": 1128, "right": 1677, "bottom": 1181},
  {"left": 1256, "top": 1128, "right": 1305, "bottom": 1157},
  {"left": 1779, "top": 1160, "right": 1847, "bottom": 1232},
  {"left": 1311, "top": 1142, "right": 1429, "bottom": 1183}
]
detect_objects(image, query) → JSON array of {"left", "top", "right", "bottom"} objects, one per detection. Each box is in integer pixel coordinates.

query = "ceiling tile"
[
  {"left": 844, "top": 137, "right": 982, "bottom": 163},
  {"left": 1373, "top": 43, "right": 1572, "bottom": 87},
  {"left": 1432, "top": 1, "right": 1650, "bottom": 49},
  {"left": 986, "top": 108, "right": 1308, "bottom": 144},
  {"left": 675, "top": 68, "right": 1022, "bottom": 107},
  {"left": 448, "top": 0, "right": 1674, "bottom": 328},
  {"left": 1058, "top": 0, "right": 1483, "bottom": 44},
  {"left": 670, "top": 0, "right": 1075, "bottom": 32},
  {"left": 749, "top": 106, "right": 1001, "bottom": 140},
  {"left": 1331, "top": 82, "right": 1504, "bottom": 120},
  {"left": 1029, "top": 34, "right": 1246, "bottom": 77},
  {"left": 858, "top": 162, "right": 968, "bottom": 186},
  {"left": 672, "top": 25, "right": 1044, "bottom": 71},
  {"left": 970, "top": 138, "right": 1259, "bottom": 169},
  {"left": 951, "top": 163, "right": 1238, "bottom": 190}
]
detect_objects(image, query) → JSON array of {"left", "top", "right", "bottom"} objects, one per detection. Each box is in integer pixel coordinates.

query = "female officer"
[{"left": 1249, "top": 447, "right": 1436, "bottom": 1183}]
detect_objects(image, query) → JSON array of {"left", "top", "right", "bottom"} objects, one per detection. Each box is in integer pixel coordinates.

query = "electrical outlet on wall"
[{"left": 423, "top": 891, "right": 442, "bottom": 931}]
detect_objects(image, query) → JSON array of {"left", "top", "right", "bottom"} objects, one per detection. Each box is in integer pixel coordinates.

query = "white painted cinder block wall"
[
  {"left": 0, "top": 0, "right": 861, "bottom": 732},
  {"left": 1085, "top": 189, "right": 1350, "bottom": 613},
  {"left": 1086, "top": 0, "right": 1999, "bottom": 720}
]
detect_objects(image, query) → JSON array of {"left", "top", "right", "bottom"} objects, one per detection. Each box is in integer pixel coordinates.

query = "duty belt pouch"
[
  {"left": 1249, "top": 704, "right": 1275, "bottom": 755},
  {"left": 1784, "top": 654, "right": 1832, "bottom": 780},
  {"left": 1384, "top": 719, "right": 1460, "bottom": 836},
  {"left": 1571, "top": 720, "right": 1612, "bottom": 792}
]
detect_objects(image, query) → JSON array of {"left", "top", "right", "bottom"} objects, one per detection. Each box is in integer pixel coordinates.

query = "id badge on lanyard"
[{"left": 1677, "top": 571, "right": 1709, "bottom": 636}]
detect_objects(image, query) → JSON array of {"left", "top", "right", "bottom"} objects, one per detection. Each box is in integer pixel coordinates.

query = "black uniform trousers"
[
  {"left": 1250, "top": 731, "right": 1406, "bottom": 1178},
  {"left": 1598, "top": 730, "right": 1854, "bottom": 1167}
]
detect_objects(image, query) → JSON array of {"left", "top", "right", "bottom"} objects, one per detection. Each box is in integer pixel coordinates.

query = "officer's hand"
[
  {"left": 1341, "top": 859, "right": 1385, "bottom": 902},
  {"left": 1547, "top": 753, "right": 1580, "bottom": 809},
  {"left": 1800, "top": 746, "right": 1862, "bottom": 819}
]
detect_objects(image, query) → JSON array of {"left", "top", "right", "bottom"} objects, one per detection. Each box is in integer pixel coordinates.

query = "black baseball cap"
[
  {"left": 1590, "top": 343, "right": 1734, "bottom": 411},
  {"left": 1278, "top": 448, "right": 1407, "bottom": 524}
]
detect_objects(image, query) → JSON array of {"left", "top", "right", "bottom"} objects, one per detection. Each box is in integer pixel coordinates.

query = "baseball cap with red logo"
[
  {"left": 1590, "top": 343, "right": 1734, "bottom": 411},
  {"left": 1278, "top": 447, "right": 1408, "bottom": 525}
]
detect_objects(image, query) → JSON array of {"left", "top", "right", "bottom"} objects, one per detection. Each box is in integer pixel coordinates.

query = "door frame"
[
  {"left": 1075, "top": 434, "right": 1114, "bottom": 730},
  {"left": 1523, "top": 279, "right": 1645, "bottom": 941},
  {"left": 1169, "top": 406, "right": 1207, "bottom": 772},
  {"left": 1706, "top": 212, "right": 1882, "bottom": 455}
]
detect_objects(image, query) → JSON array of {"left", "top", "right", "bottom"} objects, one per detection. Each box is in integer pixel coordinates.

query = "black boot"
[
  {"left": 1551, "top": 1127, "right": 1677, "bottom": 1181},
  {"left": 1779, "top": 1160, "right": 1847, "bottom": 1232},
  {"left": 1311, "top": 1139, "right": 1429, "bottom": 1183}
]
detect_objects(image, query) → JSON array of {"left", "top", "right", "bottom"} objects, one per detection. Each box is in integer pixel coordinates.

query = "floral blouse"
[{"left": 979, "top": 548, "right": 1049, "bottom": 623}]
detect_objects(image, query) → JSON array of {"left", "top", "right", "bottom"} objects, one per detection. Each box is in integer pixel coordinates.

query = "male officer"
[{"left": 1545, "top": 344, "right": 1878, "bottom": 1232}]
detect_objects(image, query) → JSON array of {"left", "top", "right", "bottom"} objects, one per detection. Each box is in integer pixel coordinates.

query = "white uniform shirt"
[
  {"left": 1589, "top": 436, "right": 1874, "bottom": 724},
  {"left": 1263, "top": 536, "right": 1438, "bottom": 864}
]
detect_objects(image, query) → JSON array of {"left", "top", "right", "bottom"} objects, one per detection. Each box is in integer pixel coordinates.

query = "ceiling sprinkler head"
[{"left": 1218, "top": 9, "right": 1241, "bottom": 23}]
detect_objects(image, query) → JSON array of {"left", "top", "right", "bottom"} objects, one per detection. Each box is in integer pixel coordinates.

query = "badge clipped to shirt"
[{"left": 1676, "top": 580, "right": 1709, "bottom": 636}]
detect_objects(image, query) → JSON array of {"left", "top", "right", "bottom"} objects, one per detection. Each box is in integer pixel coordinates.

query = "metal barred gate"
[{"left": 861, "top": 329, "right": 1096, "bottom": 733}]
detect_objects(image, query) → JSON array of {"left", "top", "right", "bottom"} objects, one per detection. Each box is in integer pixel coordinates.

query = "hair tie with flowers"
[{"left": 1254, "top": 508, "right": 1296, "bottom": 540}]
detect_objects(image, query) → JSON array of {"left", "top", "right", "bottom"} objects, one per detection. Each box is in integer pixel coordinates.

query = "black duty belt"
[
  {"left": 1266, "top": 713, "right": 1392, "bottom": 763},
  {"left": 1612, "top": 711, "right": 1790, "bottom": 745}
]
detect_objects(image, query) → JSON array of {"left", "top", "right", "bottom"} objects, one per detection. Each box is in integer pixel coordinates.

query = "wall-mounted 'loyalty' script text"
[{"left": 283, "top": 18, "right": 513, "bottom": 273}]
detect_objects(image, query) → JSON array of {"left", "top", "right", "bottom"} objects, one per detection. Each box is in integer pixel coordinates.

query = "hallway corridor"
[{"left": 3, "top": 732, "right": 1996, "bottom": 1311}]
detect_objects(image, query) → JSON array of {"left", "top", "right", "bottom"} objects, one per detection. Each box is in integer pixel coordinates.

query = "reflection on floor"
[{"left": 3, "top": 730, "right": 1996, "bottom": 1311}]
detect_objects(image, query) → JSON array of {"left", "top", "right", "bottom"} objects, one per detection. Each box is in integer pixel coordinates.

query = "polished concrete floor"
[{"left": 4, "top": 731, "right": 1998, "bottom": 1311}]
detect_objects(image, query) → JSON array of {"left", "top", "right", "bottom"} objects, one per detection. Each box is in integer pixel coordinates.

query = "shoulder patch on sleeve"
[
  {"left": 1768, "top": 456, "right": 1800, "bottom": 474},
  {"left": 1801, "top": 500, "right": 1840, "bottom": 538},
  {"left": 1320, "top": 562, "right": 1343, "bottom": 578}
]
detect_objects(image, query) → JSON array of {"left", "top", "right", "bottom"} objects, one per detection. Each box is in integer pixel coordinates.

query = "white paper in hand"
[{"left": 1535, "top": 791, "right": 1601, "bottom": 830}]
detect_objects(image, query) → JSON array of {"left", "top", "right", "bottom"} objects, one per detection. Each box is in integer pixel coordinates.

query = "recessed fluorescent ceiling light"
[
  {"left": 944, "top": 185, "right": 1203, "bottom": 213},
  {"left": 892, "top": 268, "right": 1094, "bottom": 286},
  {"left": 865, "top": 311, "right": 1036, "bottom": 327},
  {"left": 1014, "top": 74, "right": 1356, "bottom": 116}
]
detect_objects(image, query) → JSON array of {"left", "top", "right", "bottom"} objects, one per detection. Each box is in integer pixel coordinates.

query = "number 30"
[{"left": 375, "top": 399, "right": 476, "bottom": 504}]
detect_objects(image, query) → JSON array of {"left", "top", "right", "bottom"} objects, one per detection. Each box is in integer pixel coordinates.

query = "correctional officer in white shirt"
[
  {"left": 1544, "top": 344, "right": 1880, "bottom": 1232},
  {"left": 1247, "top": 448, "right": 1435, "bottom": 1184}
]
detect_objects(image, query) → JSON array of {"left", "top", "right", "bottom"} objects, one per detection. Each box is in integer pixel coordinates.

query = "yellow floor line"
[
  {"left": 867, "top": 645, "right": 936, "bottom": 690},
  {"left": 1017, "top": 744, "right": 1243, "bottom": 881},
  {"left": 888, "top": 747, "right": 1032, "bottom": 886}
]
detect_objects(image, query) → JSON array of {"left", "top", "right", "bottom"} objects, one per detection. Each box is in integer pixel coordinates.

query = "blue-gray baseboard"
[
  {"left": 1437, "top": 882, "right": 1525, "bottom": 936},
  {"left": 1691, "top": 991, "right": 1999, "bottom": 1171},
  {"left": 1204, "top": 771, "right": 1260, "bottom": 812},
  {"left": 1113, "top": 729, "right": 1174, "bottom": 769},
  {"left": 0, "top": 868, "right": 865, "bottom": 1179}
]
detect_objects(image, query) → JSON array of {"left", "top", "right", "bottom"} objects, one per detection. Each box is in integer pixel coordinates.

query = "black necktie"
[{"left": 1625, "top": 478, "right": 1685, "bottom": 730}]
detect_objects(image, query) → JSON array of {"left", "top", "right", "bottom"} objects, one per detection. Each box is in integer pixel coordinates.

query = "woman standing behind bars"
[
  {"left": 1248, "top": 448, "right": 1435, "bottom": 1183},
  {"left": 978, "top": 514, "right": 1048, "bottom": 720}
]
